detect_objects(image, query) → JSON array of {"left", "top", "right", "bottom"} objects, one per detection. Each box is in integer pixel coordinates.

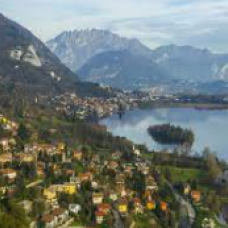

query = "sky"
[{"left": 1, "top": 0, "right": 228, "bottom": 53}]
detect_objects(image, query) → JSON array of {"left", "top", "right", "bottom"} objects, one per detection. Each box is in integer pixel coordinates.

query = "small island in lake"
[{"left": 148, "top": 124, "right": 195, "bottom": 146}]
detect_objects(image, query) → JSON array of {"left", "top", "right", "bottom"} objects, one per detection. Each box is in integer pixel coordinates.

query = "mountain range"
[
  {"left": 1, "top": 11, "right": 228, "bottom": 95},
  {"left": 151, "top": 45, "right": 228, "bottom": 82},
  {"left": 46, "top": 29, "right": 152, "bottom": 71},
  {"left": 78, "top": 50, "right": 170, "bottom": 90},
  {"left": 47, "top": 29, "right": 228, "bottom": 92}
]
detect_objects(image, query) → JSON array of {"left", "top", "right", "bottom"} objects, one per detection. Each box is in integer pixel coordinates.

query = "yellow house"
[
  {"left": 44, "top": 183, "right": 76, "bottom": 200},
  {"left": 16, "top": 153, "right": 36, "bottom": 163},
  {"left": 118, "top": 200, "right": 128, "bottom": 214},
  {"left": 183, "top": 184, "right": 191, "bottom": 195},
  {"left": 43, "top": 188, "right": 57, "bottom": 201},
  {"left": 63, "top": 183, "right": 77, "bottom": 195},
  {"left": 146, "top": 200, "right": 156, "bottom": 210},
  {"left": 73, "top": 151, "right": 83, "bottom": 161},
  {"left": 57, "top": 143, "right": 66, "bottom": 151},
  {"left": 0, "top": 117, "right": 8, "bottom": 124}
]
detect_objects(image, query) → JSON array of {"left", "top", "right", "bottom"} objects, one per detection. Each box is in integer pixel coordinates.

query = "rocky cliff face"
[
  {"left": 46, "top": 29, "right": 152, "bottom": 71},
  {"left": 0, "top": 12, "right": 78, "bottom": 91},
  {"left": 9, "top": 45, "right": 42, "bottom": 67}
]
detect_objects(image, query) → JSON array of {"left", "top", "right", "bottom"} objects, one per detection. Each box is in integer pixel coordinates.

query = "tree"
[
  {"left": 0, "top": 199, "right": 29, "bottom": 228},
  {"left": 169, "top": 211, "right": 176, "bottom": 227},
  {"left": 0, "top": 124, "right": 4, "bottom": 138},
  {"left": 39, "top": 129, "right": 51, "bottom": 143},
  {"left": 28, "top": 162, "right": 38, "bottom": 180},
  {"left": 17, "top": 123, "right": 30, "bottom": 142},
  {"left": 148, "top": 124, "right": 194, "bottom": 147},
  {"left": 31, "top": 200, "right": 45, "bottom": 218},
  {"left": 164, "top": 168, "right": 172, "bottom": 183},
  {"left": 204, "top": 149, "right": 222, "bottom": 181},
  {"left": 0, "top": 144, "right": 3, "bottom": 155},
  {"left": 131, "top": 170, "right": 146, "bottom": 195},
  {"left": 203, "top": 147, "right": 211, "bottom": 159},
  {"left": 28, "top": 187, "right": 41, "bottom": 200},
  {"left": 205, "top": 192, "right": 221, "bottom": 214},
  {"left": 58, "top": 193, "right": 75, "bottom": 208},
  {"left": 15, "top": 176, "right": 28, "bottom": 200}
]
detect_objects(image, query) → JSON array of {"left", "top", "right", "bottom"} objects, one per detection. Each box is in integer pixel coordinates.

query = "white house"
[{"left": 69, "top": 204, "right": 81, "bottom": 214}]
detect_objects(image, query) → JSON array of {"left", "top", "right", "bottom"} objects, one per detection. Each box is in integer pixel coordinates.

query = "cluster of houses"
[
  {"left": 0, "top": 114, "right": 204, "bottom": 228},
  {"left": 0, "top": 136, "right": 162, "bottom": 227},
  {"left": 0, "top": 114, "right": 18, "bottom": 132},
  {"left": 39, "top": 147, "right": 166, "bottom": 227},
  {"left": 41, "top": 208, "right": 70, "bottom": 228},
  {"left": 0, "top": 114, "right": 18, "bottom": 152},
  {"left": 51, "top": 92, "right": 139, "bottom": 119},
  {"left": 183, "top": 183, "right": 201, "bottom": 203},
  {"left": 0, "top": 139, "right": 203, "bottom": 228}
]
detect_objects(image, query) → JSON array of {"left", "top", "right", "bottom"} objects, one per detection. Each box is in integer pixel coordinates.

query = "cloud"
[{"left": 0, "top": 0, "right": 228, "bottom": 52}]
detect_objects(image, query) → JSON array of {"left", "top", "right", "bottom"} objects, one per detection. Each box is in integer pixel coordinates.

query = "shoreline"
[
  {"left": 138, "top": 102, "right": 228, "bottom": 111},
  {"left": 99, "top": 102, "right": 228, "bottom": 121},
  {"left": 98, "top": 102, "right": 228, "bottom": 161}
]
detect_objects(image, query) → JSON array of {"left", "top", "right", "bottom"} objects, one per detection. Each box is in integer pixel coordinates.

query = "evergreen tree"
[{"left": 17, "top": 123, "right": 30, "bottom": 142}]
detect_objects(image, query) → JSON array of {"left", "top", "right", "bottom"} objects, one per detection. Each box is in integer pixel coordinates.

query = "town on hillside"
[{"left": 0, "top": 113, "right": 228, "bottom": 228}]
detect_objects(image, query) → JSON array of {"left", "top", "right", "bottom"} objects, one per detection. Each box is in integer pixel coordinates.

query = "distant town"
[{"left": 38, "top": 91, "right": 228, "bottom": 121}]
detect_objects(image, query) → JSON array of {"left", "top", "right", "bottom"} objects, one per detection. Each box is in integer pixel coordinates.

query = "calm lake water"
[{"left": 100, "top": 108, "right": 228, "bottom": 160}]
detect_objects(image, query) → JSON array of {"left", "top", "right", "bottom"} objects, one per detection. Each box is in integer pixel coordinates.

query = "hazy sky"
[{"left": 1, "top": 0, "right": 228, "bottom": 52}]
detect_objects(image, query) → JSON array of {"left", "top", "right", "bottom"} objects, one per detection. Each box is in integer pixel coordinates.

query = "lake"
[{"left": 100, "top": 108, "right": 228, "bottom": 160}]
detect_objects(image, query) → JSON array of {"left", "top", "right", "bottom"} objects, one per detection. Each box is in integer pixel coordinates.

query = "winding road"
[
  {"left": 178, "top": 196, "right": 195, "bottom": 228},
  {"left": 112, "top": 209, "right": 125, "bottom": 228},
  {"left": 167, "top": 182, "right": 195, "bottom": 228}
]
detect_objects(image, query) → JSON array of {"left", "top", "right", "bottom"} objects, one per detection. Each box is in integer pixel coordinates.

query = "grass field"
[{"left": 158, "top": 165, "right": 208, "bottom": 183}]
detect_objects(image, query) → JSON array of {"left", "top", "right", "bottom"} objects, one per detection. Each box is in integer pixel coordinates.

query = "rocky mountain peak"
[{"left": 46, "top": 29, "right": 152, "bottom": 71}]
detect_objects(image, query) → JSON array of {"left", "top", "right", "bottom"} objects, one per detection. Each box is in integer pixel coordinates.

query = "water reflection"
[{"left": 100, "top": 108, "right": 228, "bottom": 160}]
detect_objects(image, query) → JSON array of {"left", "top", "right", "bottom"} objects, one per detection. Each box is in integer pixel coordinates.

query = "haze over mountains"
[
  {"left": 47, "top": 29, "right": 228, "bottom": 92},
  {"left": 78, "top": 50, "right": 170, "bottom": 91}
]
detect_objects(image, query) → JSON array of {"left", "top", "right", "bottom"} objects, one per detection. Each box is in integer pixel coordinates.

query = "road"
[
  {"left": 217, "top": 213, "right": 228, "bottom": 226},
  {"left": 26, "top": 180, "right": 43, "bottom": 188},
  {"left": 167, "top": 182, "right": 195, "bottom": 228},
  {"left": 112, "top": 209, "right": 125, "bottom": 228},
  {"left": 178, "top": 196, "right": 195, "bottom": 228},
  {"left": 58, "top": 218, "right": 75, "bottom": 228}
]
